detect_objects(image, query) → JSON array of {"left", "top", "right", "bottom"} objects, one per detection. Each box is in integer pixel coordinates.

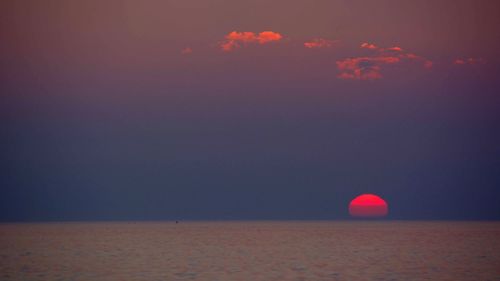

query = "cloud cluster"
[
  {"left": 183, "top": 34, "right": 485, "bottom": 81},
  {"left": 337, "top": 56, "right": 400, "bottom": 80},
  {"left": 220, "top": 31, "right": 283, "bottom": 52},
  {"left": 304, "top": 38, "right": 337, "bottom": 49},
  {"left": 337, "top": 42, "right": 433, "bottom": 80}
]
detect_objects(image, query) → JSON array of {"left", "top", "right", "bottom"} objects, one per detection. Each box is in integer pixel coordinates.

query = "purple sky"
[{"left": 1, "top": 0, "right": 500, "bottom": 220}]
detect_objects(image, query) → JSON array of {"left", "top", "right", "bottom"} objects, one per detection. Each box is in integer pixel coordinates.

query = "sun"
[{"left": 349, "top": 194, "right": 388, "bottom": 218}]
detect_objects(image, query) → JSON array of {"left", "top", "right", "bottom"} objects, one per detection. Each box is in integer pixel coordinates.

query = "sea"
[{"left": 1, "top": 221, "right": 499, "bottom": 281}]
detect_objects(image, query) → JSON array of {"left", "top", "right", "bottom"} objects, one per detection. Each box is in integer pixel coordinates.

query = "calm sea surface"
[{"left": 1, "top": 221, "right": 499, "bottom": 281}]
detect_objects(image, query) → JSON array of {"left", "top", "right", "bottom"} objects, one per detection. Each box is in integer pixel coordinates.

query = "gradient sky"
[{"left": 1, "top": 0, "right": 500, "bottom": 221}]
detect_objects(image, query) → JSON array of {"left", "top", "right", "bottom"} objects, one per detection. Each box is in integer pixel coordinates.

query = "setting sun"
[{"left": 349, "top": 194, "right": 388, "bottom": 218}]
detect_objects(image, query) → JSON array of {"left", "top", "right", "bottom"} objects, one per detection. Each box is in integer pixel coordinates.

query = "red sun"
[{"left": 349, "top": 194, "right": 388, "bottom": 218}]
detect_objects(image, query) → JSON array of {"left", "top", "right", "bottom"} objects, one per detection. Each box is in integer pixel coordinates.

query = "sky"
[{"left": 1, "top": 0, "right": 500, "bottom": 221}]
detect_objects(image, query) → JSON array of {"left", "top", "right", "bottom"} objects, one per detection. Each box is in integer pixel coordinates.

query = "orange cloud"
[
  {"left": 454, "top": 58, "right": 485, "bottom": 65},
  {"left": 336, "top": 56, "right": 400, "bottom": 80},
  {"left": 220, "top": 31, "right": 283, "bottom": 52},
  {"left": 387, "top": 46, "right": 403, "bottom": 52},
  {"left": 257, "top": 31, "right": 283, "bottom": 43},
  {"left": 304, "top": 38, "right": 336, "bottom": 49},
  {"left": 361, "top": 42, "right": 378, "bottom": 50},
  {"left": 181, "top": 47, "right": 193, "bottom": 55},
  {"left": 226, "top": 31, "right": 257, "bottom": 42},
  {"left": 337, "top": 42, "right": 433, "bottom": 80},
  {"left": 362, "top": 43, "right": 405, "bottom": 53}
]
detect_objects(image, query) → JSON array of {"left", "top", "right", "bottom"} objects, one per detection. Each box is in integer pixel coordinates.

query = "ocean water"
[{"left": 1, "top": 221, "right": 499, "bottom": 281}]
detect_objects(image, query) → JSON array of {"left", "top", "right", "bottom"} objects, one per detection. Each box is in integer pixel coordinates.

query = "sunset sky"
[{"left": 1, "top": 0, "right": 500, "bottom": 220}]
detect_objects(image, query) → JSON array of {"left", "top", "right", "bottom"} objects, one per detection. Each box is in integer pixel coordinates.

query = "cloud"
[
  {"left": 401, "top": 53, "right": 433, "bottom": 69},
  {"left": 336, "top": 56, "right": 400, "bottom": 80},
  {"left": 220, "top": 31, "right": 283, "bottom": 52},
  {"left": 304, "top": 38, "right": 337, "bottom": 49},
  {"left": 337, "top": 42, "right": 433, "bottom": 80},
  {"left": 257, "top": 31, "right": 283, "bottom": 43},
  {"left": 181, "top": 47, "right": 193, "bottom": 55},
  {"left": 361, "top": 42, "right": 378, "bottom": 50},
  {"left": 362, "top": 43, "right": 405, "bottom": 53},
  {"left": 454, "top": 58, "right": 485, "bottom": 65},
  {"left": 386, "top": 46, "right": 403, "bottom": 52}
]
